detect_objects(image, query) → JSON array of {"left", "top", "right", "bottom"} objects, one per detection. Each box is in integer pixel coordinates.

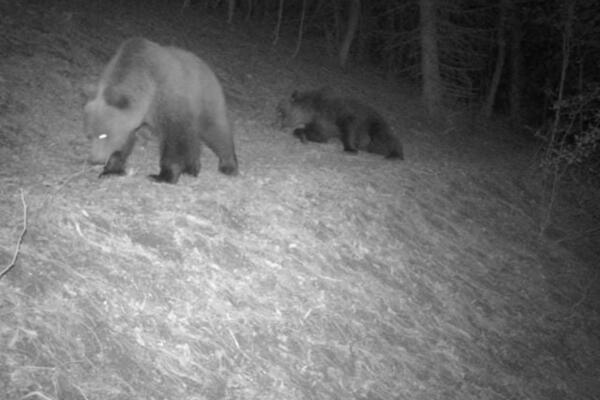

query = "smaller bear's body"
[
  {"left": 278, "top": 88, "right": 403, "bottom": 159},
  {"left": 84, "top": 37, "right": 238, "bottom": 184}
]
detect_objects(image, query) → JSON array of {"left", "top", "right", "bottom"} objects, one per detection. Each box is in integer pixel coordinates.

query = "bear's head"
[
  {"left": 83, "top": 84, "right": 141, "bottom": 165},
  {"left": 276, "top": 88, "right": 330, "bottom": 130}
]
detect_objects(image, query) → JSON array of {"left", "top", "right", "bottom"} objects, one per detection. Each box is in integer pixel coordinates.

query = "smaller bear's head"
[{"left": 277, "top": 88, "right": 330, "bottom": 130}]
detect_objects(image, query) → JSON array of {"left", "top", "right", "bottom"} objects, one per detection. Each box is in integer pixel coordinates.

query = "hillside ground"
[{"left": 1, "top": 1, "right": 599, "bottom": 400}]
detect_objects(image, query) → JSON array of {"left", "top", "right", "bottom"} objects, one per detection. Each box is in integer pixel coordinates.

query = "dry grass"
[{"left": 1, "top": 1, "right": 599, "bottom": 400}]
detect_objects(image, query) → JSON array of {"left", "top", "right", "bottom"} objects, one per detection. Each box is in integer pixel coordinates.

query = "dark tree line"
[{"left": 188, "top": 0, "right": 600, "bottom": 171}]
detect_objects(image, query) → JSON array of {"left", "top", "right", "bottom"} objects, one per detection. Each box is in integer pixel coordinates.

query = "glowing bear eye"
[{"left": 98, "top": 134, "right": 107, "bottom": 140}]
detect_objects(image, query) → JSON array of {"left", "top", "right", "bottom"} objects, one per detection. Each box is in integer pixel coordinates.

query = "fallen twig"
[
  {"left": 21, "top": 391, "right": 55, "bottom": 400},
  {"left": 0, "top": 189, "right": 28, "bottom": 279}
]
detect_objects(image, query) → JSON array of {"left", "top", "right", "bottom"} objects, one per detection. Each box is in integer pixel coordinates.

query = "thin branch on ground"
[
  {"left": 570, "top": 271, "right": 598, "bottom": 313},
  {"left": 0, "top": 189, "right": 28, "bottom": 280},
  {"left": 555, "top": 225, "right": 600, "bottom": 244},
  {"left": 37, "top": 163, "right": 94, "bottom": 213},
  {"left": 20, "top": 391, "right": 55, "bottom": 400}
]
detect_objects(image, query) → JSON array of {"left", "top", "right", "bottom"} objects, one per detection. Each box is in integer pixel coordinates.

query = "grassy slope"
[{"left": 1, "top": 1, "right": 599, "bottom": 400}]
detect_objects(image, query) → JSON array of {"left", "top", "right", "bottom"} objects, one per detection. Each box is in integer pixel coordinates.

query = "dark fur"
[
  {"left": 278, "top": 88, "right": 403, "bottom": 159},
  {"left": 84, "top": 37, "right": 238, "bottom": 184}
]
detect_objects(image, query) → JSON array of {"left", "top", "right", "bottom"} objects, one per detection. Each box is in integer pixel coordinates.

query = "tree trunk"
[
  {"left": 385, "top": 5, "right": 396, "bottom": 80},
  {"left": 339, "top": 0, "right": 360, "bottom": 70},
  {"left": 180, "top": 0, "right": 190, "bottom": 14},
  {"left": 292, "top": 0, "right": 307, "bottom": 58},
  {"left": 245, "top": 0, "right": 252, "bottom": 20},
  {"left": 551, "top": 0, "right": 575, "bottom": 133},
  {"left": 227, "top": 0, "right": 235, "bottom": 23},
  {"left": 273, "top": 0, "right": 285, "bottom": 44},
  {"left": 483, "top": 0, "right": 509, "bottom": 118},
  {"left": 508, "top": 3, "right": 523, "bottom": 125},
  {"left": 419, "top": 0, "right": 442, "bottom": 116},
  {"left": 355, "top": 1, "right": 370, "bottom": 63}
]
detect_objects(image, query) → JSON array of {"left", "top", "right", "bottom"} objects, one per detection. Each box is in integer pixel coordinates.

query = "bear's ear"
[
  {"left": 105, "top": 88, "right": 131, "bottom": 109},
  {"left": 291, "top": 90, "right": 299, "bottom": 100},
  {"left": 113, "top": 95, "right": 130, "bottom": 110}
]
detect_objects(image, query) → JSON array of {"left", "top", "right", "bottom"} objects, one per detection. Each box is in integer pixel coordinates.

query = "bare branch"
[{"left": 0, "top": 189, "right": 28, "bottom": 280}]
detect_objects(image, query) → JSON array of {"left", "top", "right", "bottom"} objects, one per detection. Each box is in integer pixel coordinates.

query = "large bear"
[
  {"left": 278, "top": 88, "right": 404, "bottom": 159},
  {"left": 84, "top": 37, "right": 238, "bottom": 184}
]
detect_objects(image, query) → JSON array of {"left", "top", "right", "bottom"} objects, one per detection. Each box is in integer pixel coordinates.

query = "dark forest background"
[
  {"left": 189, "top": 0, "right": 600, "bottom": 233},
  {"left": 216, "top": 0, "right": 600, "bottom": 121}
]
